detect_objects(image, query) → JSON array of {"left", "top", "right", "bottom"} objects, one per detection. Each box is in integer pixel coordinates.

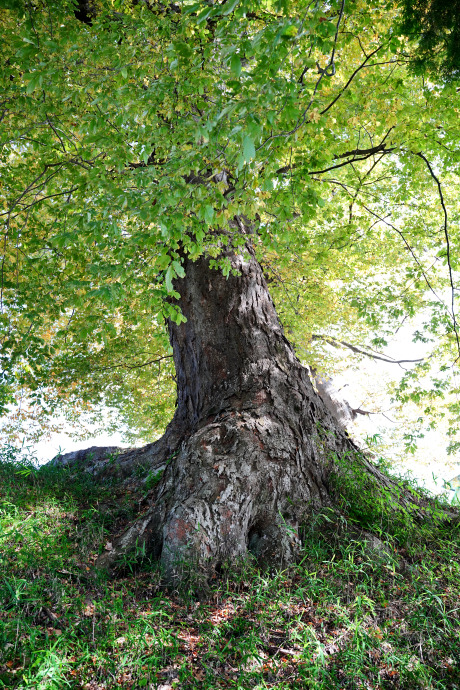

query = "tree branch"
[
  {"left": 361, "top": 204, "right": 446, "bottom": 309},
  {"left": 311, "top": 334, "right": 425, "bottom": 365},
  {"left": 276, "top": 131, "right": 396, "bottom": 177},
  {"left": 415, "top": 152, "right": 460, "bottom": 362},
  {"left": 337, "top": 127, "right": 395, "bottom": 159},
  {"left": 308, "top": 147, "right": 394, "bottom": 175},
  {"left": 91, "top": 355, "right": 172, "bottom": 372},
  {"left": 320, "top": 45, "right": 384, "bottom": 116}
]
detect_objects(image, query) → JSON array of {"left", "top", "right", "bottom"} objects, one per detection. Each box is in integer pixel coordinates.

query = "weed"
[{"left": 144, "top": 468, "right": 164, "bottom": 490}]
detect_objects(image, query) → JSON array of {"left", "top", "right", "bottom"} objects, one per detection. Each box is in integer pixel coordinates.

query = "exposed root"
[
  {"left": 97, "top": 508, "right": 160, "bottom": 571},
  {"left": 50, "top": 421, "right": 184, "bottom": 480},
  {"left": 52, "top": 421, "right": 458, "bottom": 587},
  {"left": 95, "top": 456, "right": 458, "bottom": 585}
]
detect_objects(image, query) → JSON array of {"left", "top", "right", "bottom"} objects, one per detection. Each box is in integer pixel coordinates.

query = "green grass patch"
[{"left": 0, "top": 445, "right": 459, "bottom": 689}]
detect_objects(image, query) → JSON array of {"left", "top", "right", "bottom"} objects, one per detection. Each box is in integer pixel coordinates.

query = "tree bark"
[
  {"left": 70, "top": 220, "right": 452, "bottom": 584},
  {"left": 91, "top": 224, "right": 366, "bottom": 582}
]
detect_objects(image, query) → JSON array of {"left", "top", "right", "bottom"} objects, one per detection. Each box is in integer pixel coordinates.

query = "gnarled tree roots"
[{"left": 96, "top": 408, "right": 332, "bottom": 583}]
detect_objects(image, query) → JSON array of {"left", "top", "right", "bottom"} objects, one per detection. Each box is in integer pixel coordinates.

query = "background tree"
[{"left": 1, "top": 0, "right": 459, "bottom": 578}]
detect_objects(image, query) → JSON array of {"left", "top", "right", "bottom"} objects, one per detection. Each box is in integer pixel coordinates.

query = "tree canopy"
[
  {"left": 398, "top": 0, "right": 460, "bottom": 78},
  {"left": 1, "top": 0, "right": 460, "bottom": 451}
]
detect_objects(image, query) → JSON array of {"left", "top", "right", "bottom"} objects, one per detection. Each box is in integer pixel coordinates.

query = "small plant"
[
  {"left": 115, "top": 538, "right": 148, "bottom": 573},
  {"left": 145, "top": 468, "right": 164, "bottom": 490},
  {"left": 107, "top": 450, "right": 120, "bottom": 466}
]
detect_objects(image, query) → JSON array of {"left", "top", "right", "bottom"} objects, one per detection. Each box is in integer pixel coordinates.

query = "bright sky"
[{"left": 331, "top": 327, "right": 460, "bottom": 497}]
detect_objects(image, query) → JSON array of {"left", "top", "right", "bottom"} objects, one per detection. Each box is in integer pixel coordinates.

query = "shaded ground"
[{"left": 0, "top": 446, "right": 459, "bottom": 689}]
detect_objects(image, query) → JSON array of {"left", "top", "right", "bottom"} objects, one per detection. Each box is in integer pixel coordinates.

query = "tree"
[
  {"left": 1, "top": 0, "right": 459, "bottom": 580},
  {"left": 398, "top": 0, "right": 460, "bottom": 78}
]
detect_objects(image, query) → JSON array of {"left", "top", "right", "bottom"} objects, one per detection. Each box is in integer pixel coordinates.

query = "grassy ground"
[{"left": 0, "top": 446, "right": 459, "bottom": 689}]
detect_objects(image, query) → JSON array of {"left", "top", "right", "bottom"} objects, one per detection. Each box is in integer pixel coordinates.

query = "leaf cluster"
[
  {"left": 1, "top": 0, "right": 460, "bottom": 442},
  {"left": 397, "top": 0, "right": 460, "bottom": 79}
]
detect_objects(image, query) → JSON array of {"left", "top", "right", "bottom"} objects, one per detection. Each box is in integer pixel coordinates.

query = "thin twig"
[
  {"left": 91, "top": 355, "right": 172, "bottom": 372},
  {"left": 415, "top": 151, "right": 460, "bottom": 361},
  {"left": 361, "top": 204, "right": 446, "bottom": 308},
  {"left": 320, "top": 45, "right": 384, "bottom": 116}
]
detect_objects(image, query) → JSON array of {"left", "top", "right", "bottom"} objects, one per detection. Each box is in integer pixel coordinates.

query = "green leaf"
[
  {"left": 172, "top": 260, "right": 185, "bottom": 278},
  {"left": 165, "top": 265, "right": 174, "bottom": 293},
  {"left": 230, "top": 54, "right": 242, "bottom": 78},
  {"left": 204, "top": 205, "right": 215, "bottom": 224},
  {"left": 243, "top": 135, "right": 256, "bottom": 162},
  {"left": 222, "top": 0, "right": 239, "bottom": 15},
  {"left": 262, "top": 178, "right": 274, "bottom": 191},
  {"left": 196, "top": 7, "right": 212, "bottom": 24},
  {"left": 25, "top": 73, "right": 41, "bottom": 94},
  {"left": 282, "top": 25, "right": 298, "bottom": 38},
  {"left": 173, "top": 42, "right": 193, "bottom": 58}
]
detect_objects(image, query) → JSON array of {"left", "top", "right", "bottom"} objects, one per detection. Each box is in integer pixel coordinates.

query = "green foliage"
[
  {"left": 398, "top": 0, "right": 460, "bottom": 78},
  {"left": 144, "top": 468, "right": 164, "bottom": 490},
  {"left": 1, "top": 0, "right": 460, "bottom": 444},
  {"left": 1, "top": 446, "right": 459, "bottom": 688}
]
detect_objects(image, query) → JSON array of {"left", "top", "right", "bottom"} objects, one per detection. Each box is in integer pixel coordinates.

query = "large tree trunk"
[
  {"left": 61, "top": 221, "right": 446, "bottom": 584},
  {"left": 93, "top": 227, "right": 363, "bottom": 582},
  {"left": 155, "top": 247, "right": 347, "bottom": 580}
]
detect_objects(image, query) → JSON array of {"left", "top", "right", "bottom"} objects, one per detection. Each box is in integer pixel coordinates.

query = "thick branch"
[{"left": 308, "top": 148, "right": 394, "bottom": 176}]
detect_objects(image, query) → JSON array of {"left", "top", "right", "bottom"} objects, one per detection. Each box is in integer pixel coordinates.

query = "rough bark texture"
[
  {"left": 89, "top": 233, "right": 362, "bottom": 582},
  {"left": 150, "top": 242, "right": 354, "bottom": 580},
  {"left": 53, "top": 224, "right": 454, "bottom": 583}
]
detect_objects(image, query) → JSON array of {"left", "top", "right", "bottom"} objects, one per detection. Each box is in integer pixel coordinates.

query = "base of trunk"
[
  {"left": 96, "top": 408, "right": 331, "bottom": 581},
  {"left": 55, "top": 408, "right": 457, "bottom": 588},
  {"left": 150, "top": 408, "right": 330, "bottom": 582},
  {"left": 92, "top": 414, "right": 424, "bottom": 584}
]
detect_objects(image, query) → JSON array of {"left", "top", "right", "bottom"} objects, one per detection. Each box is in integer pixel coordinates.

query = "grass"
[{"left": 0, "top": 445, "right": 459, "bottom": 689}]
